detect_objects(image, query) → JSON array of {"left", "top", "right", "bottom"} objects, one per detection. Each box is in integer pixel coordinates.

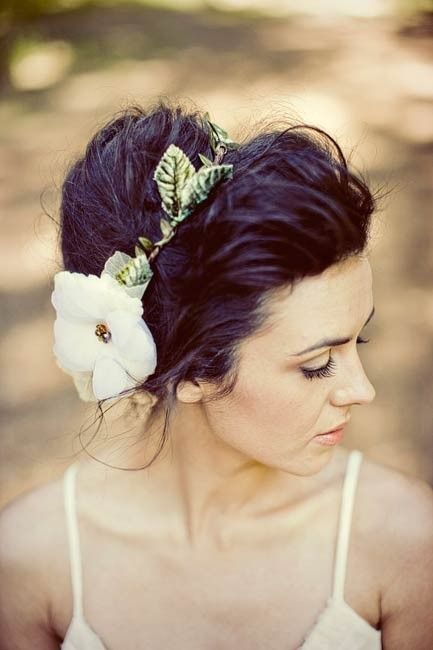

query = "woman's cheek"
[{"left": 231, "top": 367, "right": 301, "bottom": 422}]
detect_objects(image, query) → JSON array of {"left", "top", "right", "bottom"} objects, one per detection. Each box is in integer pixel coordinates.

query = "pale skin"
[{"left": 0, "top": 255, "right": 432, "bottom": 649}]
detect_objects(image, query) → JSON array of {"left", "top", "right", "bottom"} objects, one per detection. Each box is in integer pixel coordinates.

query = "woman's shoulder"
[
  {"left": 0, "top": 471, "right": 69, "bottom": 592},
  {"left": 357, "top": 452, "right": 433, "bottom": 540},
  {"left": 352, "top": 451, "right": 433, "bottom": 557},
  {"left": 330, "top": 447, "right": 433, "bottom": 555},
  {"left": 0, "top": 472, "right": 70, "bottom": 647},
  {"left": 356, "top": 454, "right": 433, "bottom": 643},
  {"left": 355, "top": 452, "right": 433, "bottom": 628},
  {"left": 0, "top": 470, "right": 67, "bottom": 551}
]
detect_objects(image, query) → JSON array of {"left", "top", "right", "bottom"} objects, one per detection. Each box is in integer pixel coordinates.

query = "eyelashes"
[
  {"left": 301, "top": 336, "right": 370, "bottom": 381},
  {"left": 302, "top": 357, "right": 337, "bottom": 381}
]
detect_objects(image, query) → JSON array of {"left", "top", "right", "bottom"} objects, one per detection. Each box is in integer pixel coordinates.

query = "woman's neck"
[{"left": 85, "top": 399, "right": 342, "bottom": 548}]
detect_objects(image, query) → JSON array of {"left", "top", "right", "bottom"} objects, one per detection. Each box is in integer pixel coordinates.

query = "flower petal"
[
  {"left": 92, "top": 356, "right": 129, "bottom": 400},
  {"left": 53, "top": 316, "right": 100, "bottom": 372},
  {"left": 52, "top": 272, "right": 142, "bottom": 323},
  {"left": 71, "top": 371, "right": 96, "bottom": 402},
  {"left": 52, "top": 272, "right": 111, "bottom": 321},
  {"left": 120, "top": 320, "right": 157, "bottom": 381},
  {"left": 107, "top": 310, "right": 139, "bottom": 350}
]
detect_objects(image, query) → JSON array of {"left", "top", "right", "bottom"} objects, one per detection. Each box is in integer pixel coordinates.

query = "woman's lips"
[{"left": 313, "top": 425, "right": 345, "bottom": 446}]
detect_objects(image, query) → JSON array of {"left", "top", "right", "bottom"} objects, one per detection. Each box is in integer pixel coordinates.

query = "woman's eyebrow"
[{"left": 290, "top": 306, "right": 375, "bottom": 357}]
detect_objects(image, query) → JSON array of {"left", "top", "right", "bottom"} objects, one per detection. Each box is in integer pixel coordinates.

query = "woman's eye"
[
  {"left": 301, "top": 337, "right": 371, "bottom": 381},
  {"left": 301, "top": 356, "right": 337, "bottom": 381}
]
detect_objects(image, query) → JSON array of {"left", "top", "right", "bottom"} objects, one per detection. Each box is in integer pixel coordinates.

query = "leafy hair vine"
[{"left": 114, "top": 118, "right": 237, "bottom": 289}]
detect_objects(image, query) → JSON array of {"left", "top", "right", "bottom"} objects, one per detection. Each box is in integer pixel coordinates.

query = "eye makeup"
[
  {"left": 301, "top": 336, "right": 370, "bottom": 381},
  {"left": 302, "top": 356, "right": 337, "bottom": 381}
]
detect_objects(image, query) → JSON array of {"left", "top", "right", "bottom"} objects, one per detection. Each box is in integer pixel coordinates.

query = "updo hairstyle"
[{"left": 60, "top": 101, "right": 375, "bottom": 462}]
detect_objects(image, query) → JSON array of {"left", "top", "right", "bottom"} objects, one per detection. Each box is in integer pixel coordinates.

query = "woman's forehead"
[{"left": 258, "top": 257, "right": 373, "bottom": 343}]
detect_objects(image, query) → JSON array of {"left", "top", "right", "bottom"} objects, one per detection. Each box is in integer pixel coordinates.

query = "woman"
[{"left": 0, "top": 102, "right": 432, "bottom": 649}]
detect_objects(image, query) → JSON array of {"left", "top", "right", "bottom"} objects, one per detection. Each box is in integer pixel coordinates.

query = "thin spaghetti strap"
[
  {"left": 332, "top": 449, "right": 363, "bottom": 602},
  {"left": 63, "top": 463, "right": 84, "bottom": 619}
]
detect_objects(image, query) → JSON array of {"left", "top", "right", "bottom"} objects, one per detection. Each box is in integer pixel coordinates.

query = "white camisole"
[{"left": 61, "top": 450, "right": 381, "bottom": 649}]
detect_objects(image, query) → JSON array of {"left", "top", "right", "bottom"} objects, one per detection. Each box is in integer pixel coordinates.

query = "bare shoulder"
[
  {"left": 0, "top": 475, "right": 67, "bottom": 649},
  {"left": 356, "top": 455, "right": 433, "bottom": 649},
  {"left": 0, "top": 474, "right": 66, "bottom": 564},
  {"left": 357, "top": 455, "right": 433, "bottom": 547}
]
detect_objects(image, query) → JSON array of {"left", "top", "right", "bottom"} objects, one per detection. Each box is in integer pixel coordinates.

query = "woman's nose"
[{"left": 330, "top": 356, "right": 376, "bottom": 407}]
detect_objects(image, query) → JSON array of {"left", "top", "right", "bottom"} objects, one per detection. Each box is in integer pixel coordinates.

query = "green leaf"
[
  {"left": 115, "top": 255, "right": 153, "bottom": 288},
  {"left": 203, "top": 112, "right": 239, "bottom": 152},
  {"left": 160, "top": 218, "right": 173, "bottom": 238},
  {"left": 198, "top": 153, "right": 213, "bottom": 167},
  {"left": 137, "top": 236, "right": 154, "bottom": 253},
  {"left": 179, "top": 163, "right": 233, "bottom": 221},
  {"left": 153, "top": 144, "right": 195, "bottom": 220}
]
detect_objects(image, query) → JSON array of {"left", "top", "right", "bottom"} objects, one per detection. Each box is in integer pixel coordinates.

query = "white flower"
[{"left": 51, "top": 267, "right": 157, "bottom": 401}]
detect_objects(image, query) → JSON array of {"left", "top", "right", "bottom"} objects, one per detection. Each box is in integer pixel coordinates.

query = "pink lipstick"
[{"left": 314, "top": 425, "right": 345, "bottom": 446}]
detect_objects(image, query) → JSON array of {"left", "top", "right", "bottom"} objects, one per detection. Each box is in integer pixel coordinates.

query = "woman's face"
[{"left": 202, "top": 255, "right": 376, "bottom": 476}]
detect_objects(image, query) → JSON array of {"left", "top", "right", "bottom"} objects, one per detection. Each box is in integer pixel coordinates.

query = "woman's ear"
[{"left": 176, "top": 380, "right": 204, "bottom": 403}]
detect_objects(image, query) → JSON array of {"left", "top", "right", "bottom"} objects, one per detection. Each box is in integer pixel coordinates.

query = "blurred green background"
[{"left": 1, "top": 0, "right": 432, "bottom": 506}]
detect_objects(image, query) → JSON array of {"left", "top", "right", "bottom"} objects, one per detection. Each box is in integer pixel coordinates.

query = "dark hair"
[{"left": 60, "top": 100, "right": 375, "bottom": 467}]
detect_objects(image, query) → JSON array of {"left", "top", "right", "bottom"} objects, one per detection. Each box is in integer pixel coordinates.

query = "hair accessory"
[
  {"left": 203, "top": 112, "right": 239, "bottom": 155},
  {"left": 52, "top": 133, "right": 234, "bottom": 402}
]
